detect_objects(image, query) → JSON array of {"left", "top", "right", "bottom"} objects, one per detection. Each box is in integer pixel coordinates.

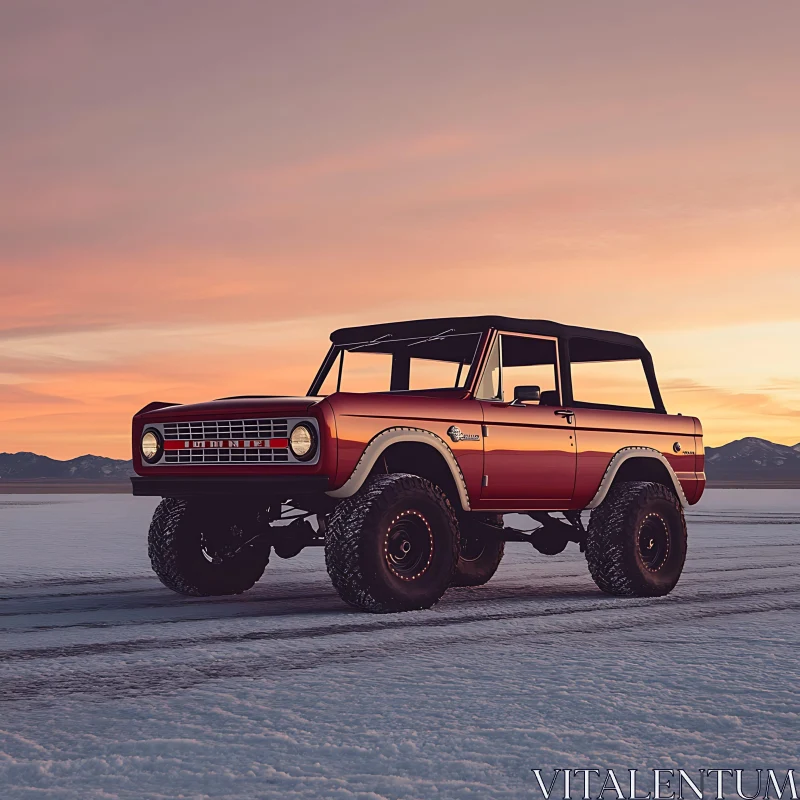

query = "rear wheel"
[
  {"left": 325, "top": 473, "right": 459, "bottom": 613},
  {"left": 148, "top": 498, "right": 269, "bottom": 596},
  {"left": 585, "top": 481, "right": 686, "bottom": 597}
]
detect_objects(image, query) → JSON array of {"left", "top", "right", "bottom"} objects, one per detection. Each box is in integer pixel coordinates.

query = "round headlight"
[
  {"left": 141, "top": 429, "right": 162, "bottom": 463},
  {"left": 289, "top": 423, "right": 317, "bottom": 461}
]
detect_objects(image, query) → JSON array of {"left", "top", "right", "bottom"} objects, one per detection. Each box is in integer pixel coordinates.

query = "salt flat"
[{"left": 0, "top": 490, "right": 798, "bottom": 799}]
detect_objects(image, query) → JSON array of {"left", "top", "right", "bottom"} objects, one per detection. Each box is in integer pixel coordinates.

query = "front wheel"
[
  {"left": 451, "top": 516, "right": 505, "bottom": 587},
  {"left": 325, "top": 473, "right": 459, "bottom": 613},
  {"left": 585, "top": 481, "right": 687, "bottom": 597},
  {"left": 148, "top": 498, "right": 269, "bottom": 596}
]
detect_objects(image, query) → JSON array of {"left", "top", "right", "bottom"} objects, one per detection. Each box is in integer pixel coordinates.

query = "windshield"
[{"left": 310, "top": 331, "right": 483, "bottom": 394}]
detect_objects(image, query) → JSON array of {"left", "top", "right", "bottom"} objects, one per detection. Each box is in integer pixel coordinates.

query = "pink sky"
[{"left": 1, "top": 1, "right": 799, "bottom": 459}]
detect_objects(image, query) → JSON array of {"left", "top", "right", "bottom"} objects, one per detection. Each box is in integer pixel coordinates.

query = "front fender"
[{"left": 325, "top": 426, "right": 472, "bottom": 511}]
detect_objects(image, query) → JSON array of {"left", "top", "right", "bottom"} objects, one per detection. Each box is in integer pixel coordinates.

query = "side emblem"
[
  {"left": 673, "top": 441, "right": 682, "bottom": 453},
  {"left": 447, "top": 425, "right": 480, "bottom": 442}
]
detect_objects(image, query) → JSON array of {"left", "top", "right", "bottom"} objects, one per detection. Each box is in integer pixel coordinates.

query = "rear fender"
[{"left": 585, "top": 446, "right": 689, "bottom": 509}]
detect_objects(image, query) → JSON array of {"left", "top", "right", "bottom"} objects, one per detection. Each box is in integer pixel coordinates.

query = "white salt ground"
[{"left": 0, "top": 489, "right": 797, "bottom": 799}]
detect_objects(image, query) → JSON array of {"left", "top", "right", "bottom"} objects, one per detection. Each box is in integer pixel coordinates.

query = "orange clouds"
[
  {"left": 661, "top": 380, "right": 800, "bottom": 446},
  {"left": 1, "top": 2, "right": 799, "bottom": 457},
  {"left": 2, "top": 316, "right": 798, "bottom": 460},
  {"left": 245, "top": 132, "right": 480, "bottom": 191}
]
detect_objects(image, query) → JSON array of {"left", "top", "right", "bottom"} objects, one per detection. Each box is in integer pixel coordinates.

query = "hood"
[{"left": 136, "top": 396, "right": 322, "bottom": 420}]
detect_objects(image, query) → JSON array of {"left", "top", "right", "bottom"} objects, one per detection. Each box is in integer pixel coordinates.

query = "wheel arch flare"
[
  {"left": 586, "top": 447, "right": 689, "bottom": 509},
  {"left": 326, "top": 426, "right": 472, "bottom": 512}
]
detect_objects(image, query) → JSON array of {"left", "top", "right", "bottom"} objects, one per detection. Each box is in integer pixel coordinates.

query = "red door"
[{"left": 480, "top": 402, "right": 577, "bottom": 508}]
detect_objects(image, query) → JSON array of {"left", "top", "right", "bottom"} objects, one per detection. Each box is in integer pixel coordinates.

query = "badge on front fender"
[{"left": 447, "top": 425, "right": 480, "bottom": 442}]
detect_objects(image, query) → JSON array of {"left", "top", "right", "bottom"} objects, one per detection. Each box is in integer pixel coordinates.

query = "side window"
[
  {"left": 475, "top": 337, "right": 501, "bottom": 399},
  {"left": 499, "top": 335, "right": 558, "bottom": 403},
  {"left": 569, "top": 337, "right": 655, "bottom": 410}
]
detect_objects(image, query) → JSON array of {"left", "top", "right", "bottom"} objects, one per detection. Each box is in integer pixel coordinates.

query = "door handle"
[{"left": 554, "top": 409, "right": 574, "bottom": 423}]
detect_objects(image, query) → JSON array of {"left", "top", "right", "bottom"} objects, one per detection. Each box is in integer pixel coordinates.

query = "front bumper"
[{"left": 131, "top": 475, "right": 330, "bottom": 498}]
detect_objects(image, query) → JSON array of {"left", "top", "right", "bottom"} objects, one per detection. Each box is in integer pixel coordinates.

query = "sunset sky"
[{"left": 1, "top": 1, "right": 799, "bottom": 459}]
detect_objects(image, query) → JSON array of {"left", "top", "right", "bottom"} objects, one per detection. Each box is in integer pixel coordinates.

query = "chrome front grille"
[
  {"left": 159, "top": 418, "right": 295, "bottom": 465},
  {"left": 162, "top": 419, "right": 289, "bottom": 442},
  {"left": 164, "top": 448, "right": 290, "bottom": 464}
]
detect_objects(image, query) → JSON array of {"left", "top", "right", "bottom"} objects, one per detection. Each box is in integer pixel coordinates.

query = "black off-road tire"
[
  {"left": 325, "top": 473, "right": 460, "bottom": 613},
  {"left": 585, "top": 481, "right": 687, "bottom": 597},
  {"left": 452, "top": 516, "right": 505, "bottom": 587},
  {"left": 148, "top": 498, "right": 269, "bottom": 597}
]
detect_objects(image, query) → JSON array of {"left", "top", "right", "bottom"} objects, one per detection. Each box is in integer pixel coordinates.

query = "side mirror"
[{"left": 512, "top": 385, "right": 540, "bottom": 404}]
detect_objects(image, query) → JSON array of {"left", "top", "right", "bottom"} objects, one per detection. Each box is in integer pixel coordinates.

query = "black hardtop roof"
[{"left": 331, "top": 316, "right": 647, "bottom": 351}]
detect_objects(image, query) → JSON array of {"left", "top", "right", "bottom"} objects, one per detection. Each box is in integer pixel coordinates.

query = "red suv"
[{"left": 132, "top": 316, "right": 705, "bottom": 613}]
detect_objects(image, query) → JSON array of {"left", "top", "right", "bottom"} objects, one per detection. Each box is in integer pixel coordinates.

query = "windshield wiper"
[
  {"left": 348, "top": 333, "right": 394, "bottom": 351},
  {"left": 407, "top": 328, "right": 455, "bottom": 347}
]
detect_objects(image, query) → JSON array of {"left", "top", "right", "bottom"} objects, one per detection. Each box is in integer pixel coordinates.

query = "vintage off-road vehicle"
[{"left": 132, "top": 316, "right": 705, "bottom": 613}]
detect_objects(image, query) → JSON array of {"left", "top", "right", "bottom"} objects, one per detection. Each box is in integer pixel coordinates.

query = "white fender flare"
[
  {"left": 584, "top": 446, "right": 689, "bottom": 509},
  {"left": 326, "top": 426, "right": 472, "bottom": 511}
]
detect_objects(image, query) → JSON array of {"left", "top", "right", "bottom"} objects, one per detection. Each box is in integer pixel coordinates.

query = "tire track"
[
  {"left": 1, "top": 559, "right": 792, "bottom": 632},
  {"left": 0, "top": 588, "right": 339, "bottom": 619},
  {"left": 4, "top": 582, "right": 799, "bottom": 665},
  {"left": 3, "top": 595, "right": 799, "bottom": 703}
]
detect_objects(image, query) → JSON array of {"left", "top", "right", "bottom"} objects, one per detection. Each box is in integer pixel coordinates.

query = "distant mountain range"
[
  {"left": 0, "top": 436, "right": 798, "bottom": 485},
  {"left": 704, "top": 437, "right": 800, "bottom": 483},
  {"left": 0, "top": 452, "right": 134, "bottom": 481}
]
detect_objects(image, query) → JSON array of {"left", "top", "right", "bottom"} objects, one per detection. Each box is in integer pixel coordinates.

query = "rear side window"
[{"left": 569, "top": 337, "right": 655, "bottom": 410}]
